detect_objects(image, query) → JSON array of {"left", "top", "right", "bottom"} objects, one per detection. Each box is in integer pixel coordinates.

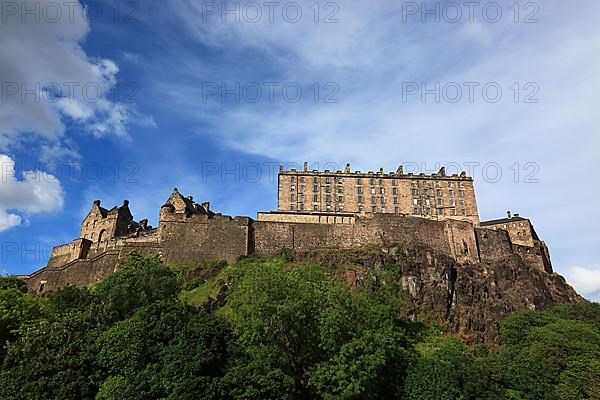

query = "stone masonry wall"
[
  {"left": 475, "top": 227, "right": 514, "bottom": 262},
  {"left": 158, "top": 212, "right": 252, "bottom": 264},
  {"left": 253, "top": 214, "right": 468, "bottom": 259}
]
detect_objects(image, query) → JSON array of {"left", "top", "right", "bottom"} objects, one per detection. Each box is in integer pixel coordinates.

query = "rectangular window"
[
  {"left": 300, "top": 204, "right": 305, "bottom": 211},
  {"left": 357, "top": 187, "right": 363, "bottom": 194},
  {"left": 380, "top": 188, "right": 385, "bottom": 194},
  {"left": 380, "top": 197, "right": 385, "bottom": 204},
  {"left": 371, "top": 187, "right": 376, "bottom": 194},
  {"left": 413, "top": 198, "right": 418, "bottom": 205},
  {"left": 449, "top": 189, "right": 454, "bottom": 197},
  {"left": 437, "top": 198, "right": 443, "bottom": 206},
  {"left": 413, "top": 207, "right": 419, "bottom": 215},
  {"left": 326, "top": 177, "right": 331, "bottom": 184},
  {"left": 358, "top": 196, "right": 363, "bottom": 203},
  {"left": 313, "top": 177, "right": 318, "bottom": 183},
  {"left": 337, "top": 177, "right": 343, "bottom": 184},
  {"left": 370, "top": 178, "right": 375, "bottom": 185},
  {"left": 448, "top": 181, "right": 453, "bottom": 188},
  {"left": 395, "top": 206, "right": 400, "bottom": 213},
  {"left": 290, "top": 204, "right": 296, "bottom": 210},
  {"left": 300, "top": 176, "right": 305, "bottom": 183},
  {"left": 394, "top": 197, "right": 398, "bottom": 204},
  {"left": 392, "top": 179, "right": 397, "bottom": 186},
  {"left": 425, "top": 199, "right": 430, "bottom": 206},
  {"left": 314, "top": 205, "right": 319, "bottom": 211},
  {"left": 357, "top": 178, "right": 362, "bottom": 185},
  {"left": 459, "top": 199, "right": 464, "bottom": 206},
  {"left": 338, "top": 195, "right": 344, "bottom": 202},
  {"left": 326, "top": 195, "right": 331, "bottom": 203},
  {"left": 379, "top": 179, "right": 383, "bottom": 186},
  {"left": 412, "top": 189, "right": 418, "bottom": 196},
  {"left": 451, "top": 208, "right": 456, "bottom": 216},
  {"left": 459, "top": 190, "right": 465, "bottom": 197},
  {"left": 426, "top": 207, "right": 432, "bottom": 215},
  {"left": 290, "top": 185, "right": 296, "bottom": 192},
  {"left": 290, "top": 194, "right": 296, "bottom": 202},
  {"left": 326, "top": 186, "right": 331, "bottom": 193},
  {"left": 291, "top": 177, "right": 296, "bottom": 183},
  {"left": 359, "top": 205, "right": 364, "bottom": 212},
  {"left": 338, "top": 187, "right": 343, "bottom": 194},
  {"left": 436, "top": 189, "right": 442, "bottom": 197},
  {"left": 313, "top": 195, "right": 318, "bottom": 202},
  {"left": 411, "top": 180, "right": 417, "bottom": 187},
  {"left": 437, "top": 208, "right": 444, "bottom": 215},
  {"left": 392, "top": 187, "right": 398, "bottom": 195},
  {"left": 371, "top": 196, "right": 376, "bottom": 204},
  {"left": 371, "top": 206, "right": 377, "bottom": 213},
  {"left": 461, "top": 209, "right": 466, "bottom": 216},
  {"left": 300, "top": 185, "right": 305, "bottom": 193},
  {"left": 450, "top": 199, "right": 455, "bottom": 207},
  {"left": 313, "top": 184, "right": 318, "bottom": 192},
  {"left": 299, "top": 194, "right": 305, "bottom": 202}
]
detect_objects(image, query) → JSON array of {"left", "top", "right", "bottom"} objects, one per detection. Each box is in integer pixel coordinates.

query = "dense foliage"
[{"left": 1, "top": 253, "right": 599, "bottom": 399}]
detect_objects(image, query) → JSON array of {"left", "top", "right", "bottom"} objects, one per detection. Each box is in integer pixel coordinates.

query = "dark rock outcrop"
[{"left": 298, "top": 244, "right": 582, "bottom": 344}]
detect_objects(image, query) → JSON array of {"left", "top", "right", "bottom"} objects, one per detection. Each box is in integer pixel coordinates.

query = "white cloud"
[
  {"left": 0, "top": 154, "right": 64, "bottom": 232},
  {"left": 0, "top": 0, "right": 130, "bottom": 150},
  {"left": 565, "top": 266, "right": 600, "bottom": 298}
]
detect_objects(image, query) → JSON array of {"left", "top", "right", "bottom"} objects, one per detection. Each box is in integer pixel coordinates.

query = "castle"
[{"left": 20, "top": 164, "right": 552, "bottom": 294}]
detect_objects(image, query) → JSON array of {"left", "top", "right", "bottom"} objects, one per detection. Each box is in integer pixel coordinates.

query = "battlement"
[{"left": 280, "top": 163, "right": 472, "bottom": 180}]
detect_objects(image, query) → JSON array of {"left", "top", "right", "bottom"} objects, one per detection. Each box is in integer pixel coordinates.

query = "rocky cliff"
[{"left": 297, "top": 243, "right": 582, "bottom": 344}]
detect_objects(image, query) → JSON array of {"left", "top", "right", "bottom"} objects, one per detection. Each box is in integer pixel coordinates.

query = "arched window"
[{"left": 98, "top": 229, "right": 106, "bottom": 243}]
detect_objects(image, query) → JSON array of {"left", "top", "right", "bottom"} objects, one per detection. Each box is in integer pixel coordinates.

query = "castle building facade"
[{"left": 276, "top": 163, "right": 480, "bottom": 225}]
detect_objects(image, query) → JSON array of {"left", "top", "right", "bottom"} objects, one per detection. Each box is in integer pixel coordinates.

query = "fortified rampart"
[{"left": 19, "top": 176, "right": 553, "bottom": 294}]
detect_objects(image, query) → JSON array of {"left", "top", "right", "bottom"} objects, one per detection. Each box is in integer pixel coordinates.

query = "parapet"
[{"left": 279, "top": 163, "right": 473, "bottom": 181}]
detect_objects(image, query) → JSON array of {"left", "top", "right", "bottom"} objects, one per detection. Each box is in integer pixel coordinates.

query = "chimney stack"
[
  {"left": 122, "top": 200, "right": 129, "bottom": 207},
  {"left": 507, "top": 211, "right": 512, "bottom": 219},
  {"left": 396, "top": 165, "right": 404, "bottom": 175},
  {"left": 304, "top": 162, "right": 308, "bottom": 172},
  {"left": 345, "top": 163, "right": 351, "bottom": 173}
]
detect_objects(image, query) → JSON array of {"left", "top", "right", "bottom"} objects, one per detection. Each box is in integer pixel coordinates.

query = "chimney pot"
[{"left": 507, "top": 211, "right": 512, "bottom": 219}]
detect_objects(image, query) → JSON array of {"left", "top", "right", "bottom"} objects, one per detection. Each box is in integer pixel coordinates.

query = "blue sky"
[{"left": 1, "top": 0, "right": 599, "bottom": 300}]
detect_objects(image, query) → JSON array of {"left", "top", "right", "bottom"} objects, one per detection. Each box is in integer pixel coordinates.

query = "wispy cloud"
[{"left": 565, "top": 266, "right": 600, "bottom": 299}]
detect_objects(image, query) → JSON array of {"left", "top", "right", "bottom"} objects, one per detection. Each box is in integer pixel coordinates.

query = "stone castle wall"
[
  {"left": 22, "top": 204, "right": 552, "bottom": 294},
  {"left": 158, "top": 211, "right": 252, "bottom": 264}
]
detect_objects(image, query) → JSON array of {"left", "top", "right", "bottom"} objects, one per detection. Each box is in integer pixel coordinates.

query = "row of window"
[
  {"left": 290, "top": 184, "right": 466, "bottom": 198},
  {"left": 289, "top": 176, "right": 466, "bottom": 188},
  {"left": 289, "top": 203, "right": 468, "bottom": 217},
  {"left": 289, "top": 194, "right": 466, "bottom": 207}
]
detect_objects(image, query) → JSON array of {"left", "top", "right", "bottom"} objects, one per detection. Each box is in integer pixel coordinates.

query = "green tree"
[
  {"left": 0, "top": 277, "right": 45, "bottom": 362},
  {"left": 94, "top": 252, "right": 180, "bottom": 321},
  {"left": 403, "top": 334, "right": 501, "bottom": 400},
  {"left": 223, "top": 260, "right": 413, "bottom": 399},
  {"left": 497, "top": 303, "right": 600, "bottom": 400}
]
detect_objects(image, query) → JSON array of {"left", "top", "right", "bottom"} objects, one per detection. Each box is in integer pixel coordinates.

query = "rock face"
[{"left": 298, "top": 243, "right": 582, "bottom": 344}]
